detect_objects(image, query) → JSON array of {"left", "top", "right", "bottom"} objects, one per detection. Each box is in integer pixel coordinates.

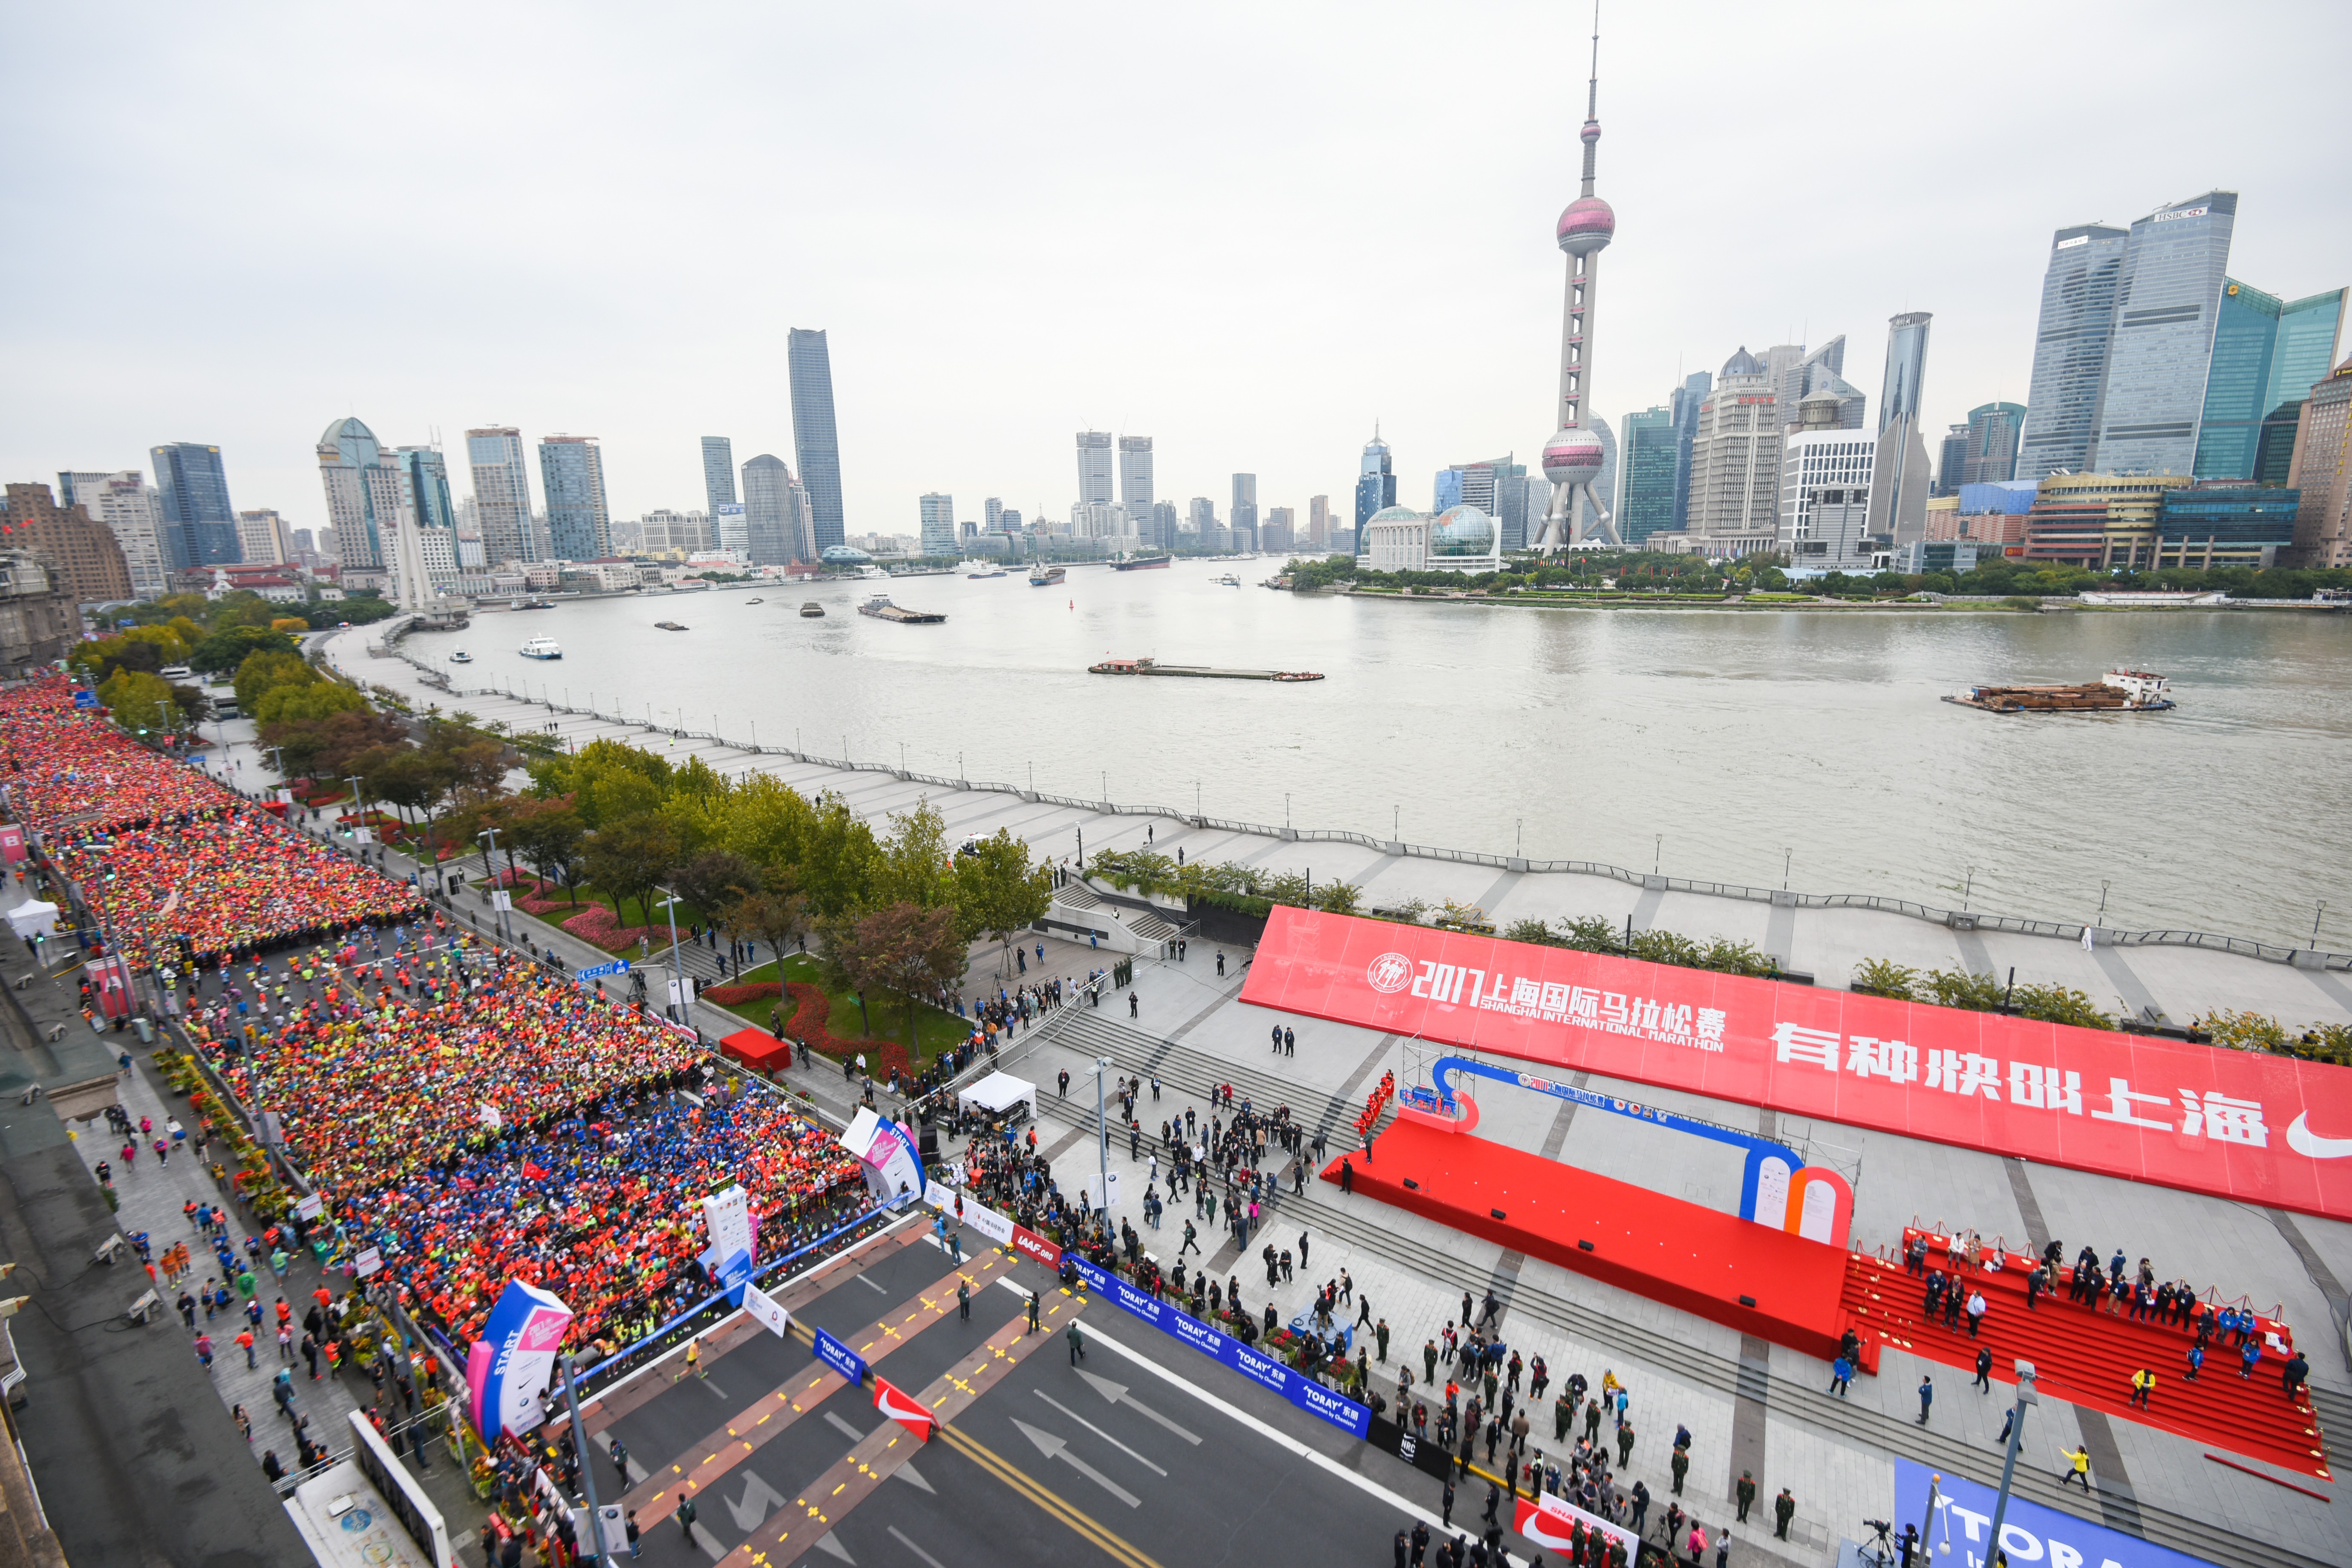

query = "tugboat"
[
  {"left": 858, "top": 594, "right": 945, "bottom": 624},
  {"left": 449, "top": 650, "right": 473, "bottom": 664},
  {"left": 1944, "top": 667, "right": 2174, "bottom": 715},
  {"left": 747, "top": 597, "right": 764, "bottom": 605},
  {"left": 1028, "top": 563, "right": 1066, "bottom": 586},
  {"left": 519, "top": 636, "right": 562, "bottom": 660},
  {"left": 654, "top": 620, "right": 688, "bottom": 631},
  {"left": 1215, "top": 573, "right": 1242, "bottom": 587},
  {"left": 967, "top": 568, "right": 1007, "bottom": 579},
  {"left": 800, "top": 601, "right": 825, "bottom": 617}
]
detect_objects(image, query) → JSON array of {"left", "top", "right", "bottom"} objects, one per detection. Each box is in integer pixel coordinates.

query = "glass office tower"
[
  {"left": 788, "top": 329, "right": 846, "bottom": 553},
  {"left": 2089, "top": 191, "right": 2237, "bottom": 476},
  {"left": 1618, "top": 407, "right": 1677, "bottom": 544},
  {"left": 2016, "top": 223, "right": 2130, "bottom": 481},
  {"left": 2193, "top": 281, "right": 2347, "bottom": 484},
  {"left": 149, "top": 441, "right": 239, "bottom": 568}
]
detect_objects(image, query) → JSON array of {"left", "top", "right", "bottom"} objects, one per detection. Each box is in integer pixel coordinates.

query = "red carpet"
[
  {"left": 1843, "top": 1235, "right": 2329, "bottom": 1479},
  {"left": 1324, "top": 1118, "right": 1852, "bottom": 1361}
]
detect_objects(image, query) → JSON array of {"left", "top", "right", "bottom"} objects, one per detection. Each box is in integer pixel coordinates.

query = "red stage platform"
[
  {"left": 1326, "top": 1118, "right": 1851, "bottom": 1363},
  {"left": 718, "top": 1026, "right": 790, "bottom": 1072}
]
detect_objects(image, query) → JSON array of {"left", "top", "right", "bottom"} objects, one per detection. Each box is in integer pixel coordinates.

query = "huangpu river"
[{"left": 397, "top": 566, "right": 2351, "bottom": 951}]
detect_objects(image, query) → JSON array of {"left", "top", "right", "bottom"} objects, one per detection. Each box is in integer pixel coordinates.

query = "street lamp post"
[
  {"left": 560, "top": 1352, "right": 613, "bottom": 1565},
  {"left": 1092, "top": 1055, "right": 1113, "bottom": 1240},
  {"left": 659, "top": 889, "right": 685, "bottom": 1022},
  {"left": 345, "top": 774, "right": 368, "bottom": 847},
  {"left": 478, "top": 828, "right": 510, "bottom": 943},
  {"left": 1984, "top": 1363, "right": 2041, "bottom": 1566}
]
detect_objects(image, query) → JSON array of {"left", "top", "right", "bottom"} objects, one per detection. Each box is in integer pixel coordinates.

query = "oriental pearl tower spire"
[{"left": 1533, "top": 4, "right": 1623, "bottom": 552}]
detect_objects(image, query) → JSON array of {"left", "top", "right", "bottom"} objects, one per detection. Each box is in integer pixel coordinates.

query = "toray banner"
[
  {"left": 1069, "top": 1257, "right": 1370, "bottom": 1439},
  {"left": 922, "top": 1182, "right": 1015, "bottom": 1249},
  {"left": 1895, "top": 1459, "right": 2217, "bottom": 1568},
  {"left": 1240, "top": 908, "right": 2352, "bottom": 1222},
  {"left": 812, "top": 1326, "right": 868, "bottom": 1386},
  {"left": 465, "top": 1281, "right": 574, "bottom": 1440}
]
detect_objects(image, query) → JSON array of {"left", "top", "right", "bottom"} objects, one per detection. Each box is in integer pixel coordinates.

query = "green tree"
[
  {"left": 799, "top": 793, "right": 883, "bottom": 919},
  {"left": 733, "top": 880, "right": 813, "bottom": 965},
  {"left": 951, "top": 828, "right": 1052, "bottom": 966},
  {"left": 873, "top": 799, "right": 954, "bottom": 911},
  {"left": 672, "top": 849, "right": 763, "bottom": 925},
  {"left": 583, "top": 815, "right": 680, "bottom": 926},
  {"left": 190, "top": 625, "right": 295, "bottom": 674},
  {"left": 252, "top": 678, "right": 369, "bottom": 725},
  {"left": 1851, "top": 958, "right": 1920, "bottom": 1000},
  {"left": 97, "top": 669, "right": 178, "bottom": 737},
  {"left": 509, "top": 801, "right": 588, "bottom": 905},
  {"left": 233, "top": 649, "right": 317, "bottom": 713},
  {"left": 821, "top": 901, "right": 967, "bottom": 1053}
]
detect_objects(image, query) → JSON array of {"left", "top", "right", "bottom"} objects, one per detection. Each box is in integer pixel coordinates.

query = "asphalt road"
[{"left": 584, "top": 1227, "right": 1508, "bottom": 1568}]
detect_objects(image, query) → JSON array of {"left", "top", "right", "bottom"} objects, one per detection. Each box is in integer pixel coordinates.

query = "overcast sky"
[{"left": 5, "top": 1, "right": 2348, "bottom": 536}]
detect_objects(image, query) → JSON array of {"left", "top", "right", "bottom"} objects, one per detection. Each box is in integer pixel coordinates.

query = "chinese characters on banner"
[{"left": 1239, "top": 908, "right": 2352, "bottom": 1222}]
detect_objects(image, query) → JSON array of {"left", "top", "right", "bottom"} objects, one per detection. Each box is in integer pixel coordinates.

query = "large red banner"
[{"left": 1239, "top": 908, "right": 2352, "bottom": 1222}]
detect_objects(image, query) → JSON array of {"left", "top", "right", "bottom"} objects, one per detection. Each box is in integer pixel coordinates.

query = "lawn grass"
[{"left": 710, "top": 953, "right": 970, "bottom": 1070}]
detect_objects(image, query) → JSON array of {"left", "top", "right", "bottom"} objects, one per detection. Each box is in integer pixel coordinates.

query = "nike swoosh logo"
[{"left": 2286, "top": 1113, "right": 2352, "bottom": 1159}]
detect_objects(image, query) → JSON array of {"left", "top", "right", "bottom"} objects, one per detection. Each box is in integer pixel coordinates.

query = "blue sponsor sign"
[
  {"left": 1894, "top": 1459, "right": 2218, "bottom": 1568},
  {"left": 576, "top": 960, "right": 629, "bottom": 980},
  {"left": 812, "top": 1326, "right": 868, "bottom": 1385},
  {"left": 1070, "top": 1258, "right": 1370, "bottom": 1439},
  {"left": 72, "top": 689, "right": 98, "bottom": 709}
]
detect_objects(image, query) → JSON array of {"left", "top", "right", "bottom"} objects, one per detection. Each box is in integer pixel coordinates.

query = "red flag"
[
  {"left": 521, "top": 1160, "right": 550, "bottom": 1181},
  {"left": 871, "top": 1375, "right": 935, "bottom": 1441}
]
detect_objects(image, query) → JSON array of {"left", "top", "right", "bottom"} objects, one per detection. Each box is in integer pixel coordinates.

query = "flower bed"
[
  {"left": 782, "top": 981, "right": 910, "bottom": 1077},
  {"left": 703, "top": 980, "right": 784, "bottom": 1006},
  {"left": 562, "top": 904, "right": 654, "bottom": 951}
]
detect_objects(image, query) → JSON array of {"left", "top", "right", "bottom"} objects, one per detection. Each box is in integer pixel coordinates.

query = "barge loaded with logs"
[
  {"left": 1089, "top": 656, "right": 1323, "bottom": 682},
  {"left": 857, "top": 594, "right": 945, "bottom": 624},
  {"left": 1943, "top": 667, "right": 2173, "bottom": 714}
]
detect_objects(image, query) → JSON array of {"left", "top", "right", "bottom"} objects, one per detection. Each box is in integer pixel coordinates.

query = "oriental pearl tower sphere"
[{"left": 1534, "top": 9, "right": 1624, "bottom": 553}]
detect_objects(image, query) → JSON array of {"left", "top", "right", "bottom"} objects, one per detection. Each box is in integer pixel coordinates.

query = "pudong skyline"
[{"left": 4, "top": 4, "right": 2346, "bottom": 537}]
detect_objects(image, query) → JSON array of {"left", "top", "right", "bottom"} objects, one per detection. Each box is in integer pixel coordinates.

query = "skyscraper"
[
  {"left": 149, "top": 442, "right": 238, "bottom": 568},
  {"left": 2287, "top": 355, "right": 2352, "bottom": 568},
  {"left": 1936, "top": 426, "right": 1971, "bottom": 496},
  {"left": 0, "top": 484, "right": 133, "bottom": 604},
  {"left": 1669, "top": 371, "right": 1711, "bottom": 535},
  {"left": 1075, "top": 432, "right": 1114, "bottom": 506},
  {"left": 788, "top": 328, "right": 846, "bottom": 552},
  {"left": 318, "top": 417, "right": 389, "bottom": 573},
  {"left": 984, "top": 498, "right": 1004, "bottom": 533},
  {"left": 1308, "top": 495, "right": 1331, "bottom": 548},
  {"left": 1868, "top": 312, "right": 1934, "bottom": 546},
  {"left": 1959, "top": 402, "right": 2028, "bottom": 487},
  {"left": 2092, "top": 191, "right": 2237, "bottom": 477},
  {"left": 1118, "top": 436, "right": 1153, "bottom": 515},
  {"left": 1534, "top": 14, "right": 1623, "bottom": 550},
  {"left": 1149, "top": 501, "right": 1178, "bottom": 551},
  {"left": 389, "top": 447, "right": 459, "bottom": 602},
  {"left": 1354, "top": 428, "right": 1396, "bottom": 540},
  {"left": 466, "top": 427, "right": 536, "bottom": 564},
  {"left": 1686, "top": 349, "right": 1783, "bottom": 551},
  {"left": 701, "top": 437, "right": 737, "bottom": 520},
  {"left": 1262, "top": 507, "right": 1295, "bottom": 553},
  {"left": 2194, "top": 281, "right": 2346, "bottom": 484},
  {"left": 1230, "top": 473, "right": 1259, "bottom": 550},
  {"left": 2015, "top": 222, "right": 2130, "bottom": 480},
  {"left": 918, "top": 493, "right": 957, "bottom": 557},
  {"left": 1617, "top": 407, "right": 1677, "bottom": 544},
  {"left": 59, "top": 471, "right": 170, "bottom": 599},
  {"left": 538, "top": 436, "right": 612, "bottom": 560},
  {"left": 741, "top": 454, "right": 799, "bottom": 565}
]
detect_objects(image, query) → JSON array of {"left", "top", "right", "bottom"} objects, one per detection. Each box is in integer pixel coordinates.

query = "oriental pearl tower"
[{"left": 1533, "top": 7, "right": 1624, "bottom": 552}]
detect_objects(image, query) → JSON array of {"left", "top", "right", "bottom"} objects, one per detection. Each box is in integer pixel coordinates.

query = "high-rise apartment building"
[
  {"left": 918, "top": 493, "right": 957, "bottom": 557},
  {"left": 741, "top": 454, "right": 799, "bottom": 565},
  {"left": 1617, "top": 407, "right": 1677, "bottom": 544},
  {"left": 2093, "top": 192, "right": 2237, "bottom": 477},
  {"left": 58, "top": 472, "right": 170, "bottom": 600},
  {"left": 2287, "top": 356, "right": 2352, "bottom": 568},
  {"left": 1355, "top": 429, "right": 1396, "bottom": 539},
  {"left": 388, "top": 448, "right": 459, "bottom": 597},
  {"left": 787, "top": 328, "right": 846, "bottom": 552},
  {"left": 1685, "top": 349, "right": 1782, "bottom": 553},
  {"left": 1117, "top": 436, "right": 1153, "bottom": 515},
  {"left": 537, "top": 436, "right": 611, "bottom": 561},
  {"left": 701, "top": 437, "right": 737, "bottom": 522},
  {"left": 1308, "top": 495, "right": 1331, "bottom": 548},
  {"left": 1, "top": 484, "right": 134, "bottom": 604},
  {"left": 1074, "top": 432, "right": 1114, "bottom": 506},
  {"left": 2194, "top": 281, "right": 2346, "bottom": 484},
  {"left": 149, "top": 442, "right": 239, "bottom": 568},
  {"left": 1669, "top": 371, "right": 1712, "bottom": 534},
  {"left": 1868, "top": 312, "right": 1934, "bottom": 546},
  {"left": 319, "top": 417, "right": 390, "bottom": 573},
  {"left": 236, "top": 508, "right": 294, "bottom": 565},
  {"left": 465, "top": 427, "right": 536, "bottom": 565},
  {"left": 984, "top": 498, "right": 1004, "bottom": 533},
  {"left": 1229, "top": 474, "right": 1258, "bottom": 551},
  {"left": 1188, "top": 498, "right": 1216, "bottom": 537},
  {"left": 2016, "top": 223, "right": 2130, "bottom": 480}
]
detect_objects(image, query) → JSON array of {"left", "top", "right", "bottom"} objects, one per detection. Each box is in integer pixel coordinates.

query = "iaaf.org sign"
[{"left": 1243, "top": 909, "right": 2352, "bottom": 1222}]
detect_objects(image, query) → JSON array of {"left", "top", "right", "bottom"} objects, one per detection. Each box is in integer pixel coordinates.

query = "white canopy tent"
[
  {"left": 957, "top": 1071, "right": 1036, "bottom": 1121},
  {"left": 6, "top": 900, "right": 58, "bottom": 940}
]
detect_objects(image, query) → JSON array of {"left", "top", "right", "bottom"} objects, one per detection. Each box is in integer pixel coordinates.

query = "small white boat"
[
  {"left": 449, "top": 650, "right": 473, "bottom": 664},
  {"left": 519, "top": 636, "right": 562, "bottom": 660},
  {"left": 1216, "top": 574, "right": 1242, "bottom": 587}
]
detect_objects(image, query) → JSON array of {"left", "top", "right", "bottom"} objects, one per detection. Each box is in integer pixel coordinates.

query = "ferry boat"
[
  {"left": 1028, "top": 564, "right": 1066, "bottom": 586},
  {"left": 1112, "top": 553, "right": 1171, "bottom": 571},
  {"left": 800, "top": 602, "right": 825, "bottom": 617},
  {"left": 747, "top": 597, "right": 764, "bottom": 605},
  {"left": 967, "top": 568, "right": 1007, "bottom": 579},
  {"left": 1215, "top": 573, "right": 1242, "bottom": 587},
  {"left": 1944, "top": 667, "right": 2173, "bottom": 715},
  {"left": 516, "top": 599, "right": 555, "bottom": 611},
  {"left": 857, "top": 594, "right": 945, "bottom": 624},
  {"left": 519, "top": 636, "right": 562, "bottom": 660},
  {"left": 653, "top": 621, "right": 688, "bottom": 631},
  {"left": 448, "top": 650, "right": 473, "bottom": 664}
]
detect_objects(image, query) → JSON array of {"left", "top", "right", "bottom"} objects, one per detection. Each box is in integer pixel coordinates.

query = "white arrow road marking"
[
  {"left": 825, "top": 1412, "right": 867, "bottom": 1441},
  {"left": 853, "top": 1271, "right": 889, "bottom": 1293},
  {"left": 894, "top": 1458, "right": 936, "bottom": 1495},
  {"left": 725, "top": 1470, "right": 792, "bottom": 1532},
  {"left": 889, "top": 1525, "right": 948, "bottom": 1568},
  {"left": 1011, "top": 1418, "right": 1141, "bottom": 1507},
  {"left": 813, "top": 1530, "right": 856, "bottom": 1564},
  {"left": 1033, "top": 1389, "right": 1167, "bottom": 1475},
  {"left": 1075, "top": 1366, "right": 1202, "bottom": 1444}
]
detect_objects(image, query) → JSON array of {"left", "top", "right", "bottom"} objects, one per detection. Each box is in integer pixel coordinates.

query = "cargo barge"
[
  {"left": 1089, "top": 656, "right": 1322, "bottom": 682},
  {"left": 1944, "top": 667, "right": 2173, "bottom": 714},
  {"left": 1112, "top": 553, "right": 1171, "bottom": 571},
  {"left": 858, "top": 594, "right": 945, "bottom": 624}
]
